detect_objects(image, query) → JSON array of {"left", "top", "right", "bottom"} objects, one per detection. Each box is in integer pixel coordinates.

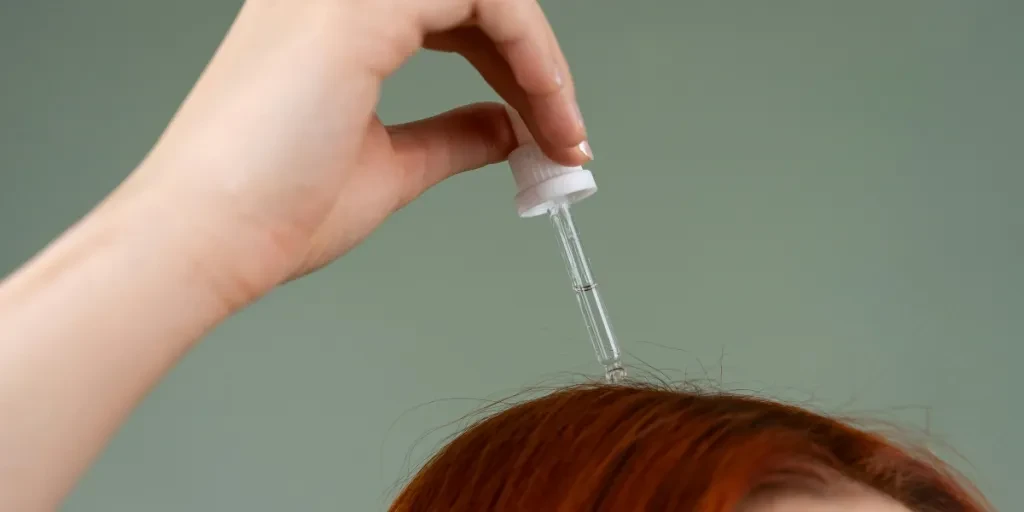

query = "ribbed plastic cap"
[{"left": 505, "top": 105, "right": 597, "bottom": 218}]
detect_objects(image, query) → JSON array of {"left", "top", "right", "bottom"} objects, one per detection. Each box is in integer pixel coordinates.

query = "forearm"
[{"left": 0, "top": 181, "right": 256, "bottom": 510}]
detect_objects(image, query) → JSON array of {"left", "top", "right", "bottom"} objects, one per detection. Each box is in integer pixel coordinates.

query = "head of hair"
[{"left": 390, "top": 384, "right": 989, "bottom": 511}]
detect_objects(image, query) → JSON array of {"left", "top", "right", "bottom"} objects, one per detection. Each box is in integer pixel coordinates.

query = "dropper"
[{"left": 505, "top": 106, "right": 626, "bottom": 383}]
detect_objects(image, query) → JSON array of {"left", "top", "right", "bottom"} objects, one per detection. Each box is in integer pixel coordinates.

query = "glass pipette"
[
  {"left": 504, "top": 104, "right": 626, "bottom": 383},
  {"left": 548, "top": 202, "right": 625, "bottom": 383}
]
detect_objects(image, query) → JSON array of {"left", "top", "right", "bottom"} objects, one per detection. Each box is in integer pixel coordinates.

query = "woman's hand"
[
  {"left": 125, "top": 0, "right": 591, "bottom": 306},
  {"left": 0, "top": 3, "right": 590, "bottom": 508}
]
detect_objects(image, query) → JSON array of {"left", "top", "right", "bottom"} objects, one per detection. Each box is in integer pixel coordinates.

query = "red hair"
[{"left": 391, "top": 384, "right": 990, "bottom": 511}]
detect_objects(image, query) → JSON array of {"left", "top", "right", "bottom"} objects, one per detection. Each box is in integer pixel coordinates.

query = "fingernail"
[{"left": 577, "top": 140, "right": 594, "bottom": 160}]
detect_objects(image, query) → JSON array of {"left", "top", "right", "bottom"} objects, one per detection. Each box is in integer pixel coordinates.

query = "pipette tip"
[{"left": 604, "top": 364, "right": 627, "bottom": 384}]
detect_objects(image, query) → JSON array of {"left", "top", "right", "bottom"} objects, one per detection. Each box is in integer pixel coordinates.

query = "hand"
[
  {"left": 121, "top": 0, "right": 591, "bottom": 306},
  {"left": 0, "top": 5, "right": 591, "bottom": 504}
]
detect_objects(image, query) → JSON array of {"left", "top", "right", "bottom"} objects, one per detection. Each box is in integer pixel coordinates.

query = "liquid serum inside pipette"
[{"left": 548, "top": 202, "right": 626, "bottom": 383}]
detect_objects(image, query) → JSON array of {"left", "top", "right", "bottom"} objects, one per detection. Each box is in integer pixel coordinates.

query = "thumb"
[{"left": 386, "top": 102, "right": 518, "bottom": 197}]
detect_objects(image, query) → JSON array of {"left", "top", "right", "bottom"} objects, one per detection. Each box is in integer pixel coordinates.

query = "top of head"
[
  {"left": 390, "top": 384, "right": 990, "bottom": 512},
  {"left": 504, "top": 105, "right": 597, "bottom": 218}
]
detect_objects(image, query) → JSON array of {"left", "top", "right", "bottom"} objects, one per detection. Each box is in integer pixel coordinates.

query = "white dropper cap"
[{"left": 505, "top": 105, "right": 597, "bottom": 218}]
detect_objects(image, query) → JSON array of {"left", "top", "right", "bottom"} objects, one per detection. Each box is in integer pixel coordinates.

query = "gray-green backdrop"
[{"left": 2, "top": 0, "right": 1020, "bottom": 510}]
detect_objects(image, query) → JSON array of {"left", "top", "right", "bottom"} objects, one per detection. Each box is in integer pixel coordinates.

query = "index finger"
[
  {"left": 418, "top": 0, "right": 592, "bottom": 165},
  {"left": 474, "top": 0, "right": 591, "bottom": 162}
]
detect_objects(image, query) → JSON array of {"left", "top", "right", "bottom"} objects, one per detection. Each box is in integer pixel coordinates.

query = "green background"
[{"left": 1, "top": 0, "right": 1020, "bottom": 510}]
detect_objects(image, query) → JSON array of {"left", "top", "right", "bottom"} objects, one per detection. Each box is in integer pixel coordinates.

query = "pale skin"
[
  {"left": 740, "top": 483, "right": 913, "bottom": 512},
  {"left": 746, "top": 494, "right": 910, "bottom": 512},
  {"left": 0, "top": 1, "right": 909, "bottom": 511}
]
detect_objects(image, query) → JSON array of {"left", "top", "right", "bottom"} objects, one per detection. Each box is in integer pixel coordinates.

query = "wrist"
[{"left": 88, "top": 170, "right": 296, "bottom": 314}]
